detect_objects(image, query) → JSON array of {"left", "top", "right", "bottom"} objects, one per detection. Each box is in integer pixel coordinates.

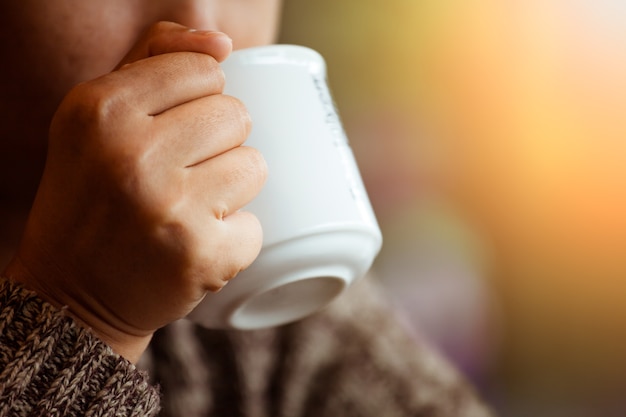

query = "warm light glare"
[{"left": 281, "top": 1, "right": 626, "bottom": 415}]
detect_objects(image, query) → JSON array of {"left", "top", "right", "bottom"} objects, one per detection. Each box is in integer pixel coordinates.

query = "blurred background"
[{"left": 279, "top": 1, "right": 626, "bottom": 416}]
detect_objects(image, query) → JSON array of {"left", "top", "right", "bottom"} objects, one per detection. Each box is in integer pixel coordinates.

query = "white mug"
[{"left": 187, "top": 45, "right": 382, "bottom": 329}]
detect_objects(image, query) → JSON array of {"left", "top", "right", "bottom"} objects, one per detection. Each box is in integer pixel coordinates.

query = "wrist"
[
  {"left": 3, "top": 255, "right": 153, "bottom": 363},
  {"left": 60, "top": 298, "right": 154, "bottom": 364},
  {"left": 0, "top": 277, "right": 160, "bottom": 413}
]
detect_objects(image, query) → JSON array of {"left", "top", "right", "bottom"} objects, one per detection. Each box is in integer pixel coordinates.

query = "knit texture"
[
  {"left": 0, "top": 278, "right": 161, "bottom": 417},
  {"left": 143, "top": 277, "right": 495, "bottom": 417},
  {"left": 1, "top": 275, "right": 495, "bottom": 417}
]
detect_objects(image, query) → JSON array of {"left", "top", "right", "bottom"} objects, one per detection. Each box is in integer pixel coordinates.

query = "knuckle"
[
  {"left": 203, "top": 267, "right": 238, "bottom": 293},
  {"left": 188, "top": 213, "right": 264, "bottom": 294},
  {"left": 184, "top": 52, "right": 224, "bottom": 90},
  {"left": 195, "top": 246, "right": 240, "bottom": 293},
  {"left": 243, "top": 213, "right": 264, "bottom": 257},
  {"left": 58, "top": 80, "right": 128, "bottom": 138},
  {"left": 210, "top": 95, "right": 252, "bottom": 145},
  {"left": 205, "top": 95, "right": 251, "bottom": 146},
  {"left": 221, "top": 147, "right": 267, "bottom": 190},
  {"left": 211, "top": 201, "right": 229, "bottom": 221},
  {"left": 157, "top": 217, "right": 191, "bottom": 247},
  {"left": 227, "top": 96, "right": 253, "bottom": 140},
  {"left": 55, "top": 80, "right": 154, "bottom": 183},
  {"left": 241, "top": 146, "right": 268, "bottom": 187},
  {"left": 50, "top": 80, "right": 133, "bottom": 159},
  {"left": 212, "top": 60, "right": 226, "bottom": 89}
]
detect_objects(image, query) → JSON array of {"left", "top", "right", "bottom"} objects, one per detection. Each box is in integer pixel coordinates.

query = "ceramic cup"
[{"left": 187, "top": 45, "right": 382, "bottom": 329}]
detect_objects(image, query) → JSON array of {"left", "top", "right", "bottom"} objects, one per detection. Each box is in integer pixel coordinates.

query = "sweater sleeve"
[{"left": 0, "top": 277, "right": 161, "bottom": 417}]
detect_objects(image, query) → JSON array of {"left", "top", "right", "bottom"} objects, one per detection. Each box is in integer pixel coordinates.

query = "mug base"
[
  {"left": 187, "top": 226, "right": 381, "bottom": 329},
  {"left": 229, "top": 273, "right": 346, "bottom": 329}
]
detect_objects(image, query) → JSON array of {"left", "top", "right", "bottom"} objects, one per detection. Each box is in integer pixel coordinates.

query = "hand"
[{"left": 4, "top": 22, "right": 267, "bottom": 362}]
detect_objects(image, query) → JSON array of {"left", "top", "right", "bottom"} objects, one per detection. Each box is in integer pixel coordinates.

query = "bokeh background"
[{"left": 279, "top": 1, "right": 626, "bottom": 416}]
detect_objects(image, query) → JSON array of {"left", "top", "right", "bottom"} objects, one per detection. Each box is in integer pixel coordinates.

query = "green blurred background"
[{"left": 279, "top": 1, "right": 626, "bottom": 416}]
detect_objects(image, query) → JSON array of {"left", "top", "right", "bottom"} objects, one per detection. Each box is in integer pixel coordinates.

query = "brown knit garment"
[
  {"left": 1, "top": 276, "right": 495, "bottom": 417},
  {"left": 0, "top": 278, "right": 161, "bottom": 417},
  {"left": 143, "top": 277, "right": 495, "bottom": 417}
]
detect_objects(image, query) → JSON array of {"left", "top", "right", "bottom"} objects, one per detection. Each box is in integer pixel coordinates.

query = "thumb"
[{"left": 115, "top": 21, "right": 233, "bottom": 69}]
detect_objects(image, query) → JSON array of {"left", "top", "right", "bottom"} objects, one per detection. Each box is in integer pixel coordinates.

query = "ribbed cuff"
[{"left": 0, "top": 277, "right": 161, "bottom": 417}]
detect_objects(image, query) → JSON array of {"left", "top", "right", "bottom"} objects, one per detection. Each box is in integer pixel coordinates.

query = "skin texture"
[{"left": 0, "top": 1, "right": 282, "bottom": 362}]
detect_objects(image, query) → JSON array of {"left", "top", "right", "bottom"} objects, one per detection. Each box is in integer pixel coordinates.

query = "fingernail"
[{"left": 189, "top": 29, "right": 230, "bottom": 40}]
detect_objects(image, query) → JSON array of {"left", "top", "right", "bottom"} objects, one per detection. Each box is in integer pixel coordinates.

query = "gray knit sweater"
[{"left": 0, "top": 276, "right": 494, "bottom": 417}]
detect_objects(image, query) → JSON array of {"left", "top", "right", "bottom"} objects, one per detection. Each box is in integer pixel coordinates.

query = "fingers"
[
  {"left": 63, "top": 21, "right": 240, "bottom": 166},
  {"left": 19, "top": 20, "right": 264, "bottom": 351},
  {"left": 153, "top": 94, "right": 252, "bottom": 168},
  {"left": 102, "top": 51, "right": 226, "bottom": 117},
  {"left": 87, "top": 20, "right": 233, "bottom": 117},
  {"left": 116, "top": 21, "right": 232, "bottom": 69},
  {"left": 168, "top": 148, "right": 265, "bottom": 294},
  {"left": 195, "top": 210, "right": 264, "bottom": 292},
  {"left": 189, "top": 146, "right": 267, "bottom": 220},
  {"left": 169, "top": 146, "right": 266, "bottom": 293}
]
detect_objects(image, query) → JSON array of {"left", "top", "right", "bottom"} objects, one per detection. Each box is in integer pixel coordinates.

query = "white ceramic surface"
[{"left": 187, "top": 45, "right": 382, "bottom": 329}]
